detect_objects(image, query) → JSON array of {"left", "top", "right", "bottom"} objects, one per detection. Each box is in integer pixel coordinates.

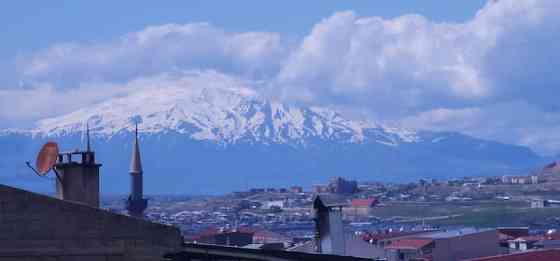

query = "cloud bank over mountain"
[{"left": 3, "top": 0, "right": 560, "bottom": 154}]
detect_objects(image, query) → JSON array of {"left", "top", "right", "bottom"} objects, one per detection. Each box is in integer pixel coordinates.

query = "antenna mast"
[{"left": 86, "top": 123, "right": 91, "bottom": 152}]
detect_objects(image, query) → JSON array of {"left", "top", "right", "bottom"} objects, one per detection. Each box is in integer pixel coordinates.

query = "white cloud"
[
  {"left": 0, "top": 82, "right": 130, "bottom": 127},
  {"left": 399, "top": 101, "right": 560, "bottom": 155},
  {"left": 276, "top": 11, "right": 491, "bottom": 116},
  {"left": 277, "top": 0, "right": 560, "bottom": 115},
  {"left": 19, "top": 23, "right": 287, "bottom": 87},
  {"left": 0, "top": 70, "right": 255, "bottom": 128},
  {"left": 4, "top": 0, "right": 560, "bottom": 155}
]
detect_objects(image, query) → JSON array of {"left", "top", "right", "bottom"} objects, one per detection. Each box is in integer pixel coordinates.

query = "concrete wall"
[
  {"left": 317, "top": 207, "right": 346, "bottom": 256},
  {"left": 56, "top": 162, "right": 100, "bottom": 208},
  {"left": 0, "top": 184, "right": 182, "bottom": 260}
]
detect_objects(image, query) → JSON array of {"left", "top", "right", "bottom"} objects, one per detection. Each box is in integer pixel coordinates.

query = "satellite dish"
[{"left": 36, "top": 142, "right": 59, "bottom": 176}]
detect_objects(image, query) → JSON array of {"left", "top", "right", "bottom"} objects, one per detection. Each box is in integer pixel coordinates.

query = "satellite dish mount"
[{"left": 26, "top": 141, "right": 62, "bottom": 183}]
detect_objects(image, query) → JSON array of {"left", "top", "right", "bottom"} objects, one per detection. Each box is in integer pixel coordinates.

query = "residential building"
[
  {"left": 264, "top": 200, "right": 286, "bottom": 209},
  {"left": 328, "top": 177, "right": 359, "bottom": 194},
  {"left": 385, "top": 238, "right": 434, "bottom": 261},
  {"left": 345, "top": 198, "right": 379, "bottom": 216},
  {"left": 501, "top": 175, "right": 538, "bottom": 185},
  {"left": 385, "top": 228, "right": 500, "bottom": 261},
  {"left": 290, "top": 186, "right": 303, "bottom": 193}
]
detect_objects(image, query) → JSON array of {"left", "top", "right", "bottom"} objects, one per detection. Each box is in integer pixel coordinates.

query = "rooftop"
[
  {"left": 313, "top": 194, "right": 348, "bottom": 209},
  {"left": 419, "top": 228, "right": 493, "bottom": 239},
  {"left": 363, "top": 231, "right": 431, "bottom": 242},
  {"left": 467, "top": 249, "right": 560, "bottom": 261},
  {"left": 167, "top": 243, "right": 374, "bottom": 261},
  {"left": 385, "top": 238, "right": 433, "bottom": 250},
  {"left": 351, "top": 198, "right": 378, "bottom": 207}
]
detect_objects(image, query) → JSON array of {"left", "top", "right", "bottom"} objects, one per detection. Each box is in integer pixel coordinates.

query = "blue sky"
[
  {"left": 2, "top": 0, "right": 560, "bottom": 155},
  {"left": 1, "top": 1, "right": 486, "bottom": 60}
]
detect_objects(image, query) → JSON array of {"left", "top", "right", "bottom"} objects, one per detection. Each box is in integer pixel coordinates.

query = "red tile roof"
[
  {"left": 466, "top": 249, "right": 560, "bottom": 261},
  {"left": 385, "top": 238, "right": 433, "bottom": 250},
  {"left": 351, "top": 198, "right": 378, "bottom": 207}
]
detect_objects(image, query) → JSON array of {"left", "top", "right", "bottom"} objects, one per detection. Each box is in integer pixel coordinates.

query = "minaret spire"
[
  {"left": 126, "top": 122, "right": 147, "bottom": 218},
  {"left": 130, "top": 123, "right": 143, "bottom": 174}
]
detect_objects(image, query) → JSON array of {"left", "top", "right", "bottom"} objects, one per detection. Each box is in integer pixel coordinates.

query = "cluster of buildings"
[
  {"left": 500, "top": 175, "right": 539, "bottom": 185},
  {"left": 500, "top": 161, "right": 560, "bottom": 185},
  {"left": 163, "top": 195, "right": 560, "bottom": 261},
  {"left": 314, "top": 177, "right": 359, "bottom": 194},
  {"left": 5, "top": 124, "right": 560, "bottom": 260}
]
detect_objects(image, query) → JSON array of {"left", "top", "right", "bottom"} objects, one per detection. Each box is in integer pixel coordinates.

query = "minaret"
[{"left": 126, "top": 123, "right": 148, "bottom": 218}]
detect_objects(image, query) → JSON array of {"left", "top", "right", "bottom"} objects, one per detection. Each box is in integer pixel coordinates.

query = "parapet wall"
[{"left": 0, "top": 184, "right": 182, "bottom": 260}]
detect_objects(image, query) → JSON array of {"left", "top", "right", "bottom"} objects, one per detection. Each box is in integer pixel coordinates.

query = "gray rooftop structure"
[
  {"left": 312, "top": 194, "right": 348, "bottom": 209},
  {"left": 418, "top": 228, "right": 493, "bottom": 239},
  {"left": 167, "top": 243, "right": 374, "bottom": 261}
]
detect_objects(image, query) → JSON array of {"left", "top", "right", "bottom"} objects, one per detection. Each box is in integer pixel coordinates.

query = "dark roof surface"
[
  {"left": 363, "top": 231, "right": 431, "bottom": 242},
  {"left": 167, "top": 243, "right": 373, "bottom": 261},
  {"left": 466, "top": 249, "right": 560, "bottom": 261},
  {"left": 313, "top": 194, "right": 348, "bottom": 209}
]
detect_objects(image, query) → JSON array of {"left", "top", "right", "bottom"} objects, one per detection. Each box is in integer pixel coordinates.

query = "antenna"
[
  {"left": 86, "top": 122, "right": 91, "bottom": 152},
  {"left": 26, "top": 142, "right": 62, "bottom": 182},
  {"left": 135, "top": 122, "right": 138, "bottom": 140}
]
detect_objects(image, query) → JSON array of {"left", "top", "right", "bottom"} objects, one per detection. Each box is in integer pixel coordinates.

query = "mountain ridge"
[
  {"left": 27, "top": 81, "right": 420, "bottom": 148},
  {"left": 0, "top": 77, "right": 545, "bottom": 194}
]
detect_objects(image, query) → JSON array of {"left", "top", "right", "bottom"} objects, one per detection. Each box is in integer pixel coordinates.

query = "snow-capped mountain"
[
  {"left": 33, "top": 83, "right": 418, "bottom": 147},
  {"left": 0, "top": 81, "right": 544, "bottom": 194}
]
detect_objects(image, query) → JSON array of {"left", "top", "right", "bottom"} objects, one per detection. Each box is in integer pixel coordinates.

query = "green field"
[
  {"left": 372, "top": 201, "right": 560, "bottom": 227},
  {"left": 431, "top": 207, "right": 560, "bottom": 227}
]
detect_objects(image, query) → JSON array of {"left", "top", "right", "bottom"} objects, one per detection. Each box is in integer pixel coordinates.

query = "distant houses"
[
  {"left": 501, "top": 175, "right": 538, "bottom": 185},
  {"left": 344, "top": 198, "right": 379, "bottom": 216}
]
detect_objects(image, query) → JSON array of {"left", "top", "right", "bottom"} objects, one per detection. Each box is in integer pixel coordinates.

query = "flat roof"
[
  {"left": 419, "top": 228, "right": 494, "bottom": 239},
  {"left": 467, "top": 249, "right": 560, "bottom": 261},
  {"left": 167, "top": 243, "right": 374, "bottom": 261}
]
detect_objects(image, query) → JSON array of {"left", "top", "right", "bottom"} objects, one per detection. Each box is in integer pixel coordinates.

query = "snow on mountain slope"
[
  {"left": 31, "top": 73, "right": 419, "bottom": 146},
  {"left": 0, "top": 73, "right": 543, "bottom": 194}
]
